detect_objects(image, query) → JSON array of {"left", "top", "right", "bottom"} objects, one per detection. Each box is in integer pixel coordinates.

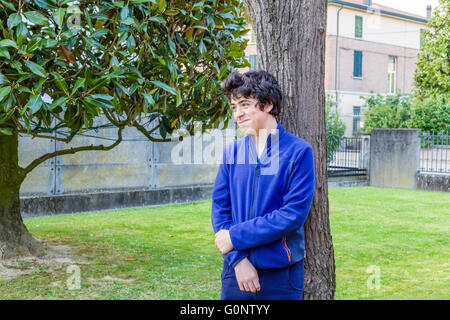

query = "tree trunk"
[
  {"left": 243, "top": 0, "right": 335, "bottom": 299},
  {"left": 0, "top": 123, "right": 42, "bottom": 260}
]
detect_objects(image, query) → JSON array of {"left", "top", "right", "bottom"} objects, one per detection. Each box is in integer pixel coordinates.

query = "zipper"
[
  {"left": 282, "top": 236, "right": 292, "bottom": 263},
  {"left": 250, "top": 160, "right": 260, "bottom": 268}
]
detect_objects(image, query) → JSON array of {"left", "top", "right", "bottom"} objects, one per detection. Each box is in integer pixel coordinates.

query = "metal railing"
[
  {"left": 419, "top": 130, "right": 449, "bottom": 173},
  {"left": 327, "top": 137, "right": 368, "bottom": 177}
]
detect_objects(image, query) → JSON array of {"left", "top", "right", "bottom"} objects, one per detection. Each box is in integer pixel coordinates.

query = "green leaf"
[
  {"left": 158, "top": 0, "right": 166, "bottom": 12},
  {"left": 148, "top": 16, "right": 165, "bottom": 24},
  {"left": 24, "top": 11, "right": 49, "bottom": 26},
  {"left": 110, "top": 1, "right": 125, "bottom": 7},
  {"left": 35, "top": 78, "right": 46, "bottom": 90},
  {"left": 199, "top": 40, "right": 206, "bottom": 55},
  {"left": 120, "top": 6, "right": 129, "bottom": 20},
  {"left": 193, "top": 75, "right": 206, "bottom": 88},
  {"left": 127, "top": 35, "right": 136, "bottom": 53},
  {"left": 24, "top": 60, "right": 47, "bottom": 78},
  {"left": 168, "top": 38, "right": 176, "bottom": 55},
  {"left": 51, "top": 72, "right": 69, "bottom": 95},
  {"left": 85, "top": 10, "right": 93, "bottom": 32},
  {"left": 49, "top": 96, "right": 68, "bottom": 110},
  {"left": 32, "top": 0, "right": 57, "bottom": 9},
  {"left": 53, "top": 8, "right": 66, "bottom": 29},
  {"left": 71, "top": 77, "right": 85, "bottom": 95},
  {"left": 3, "top": 93, "right": 14, "bottom": 112},
  {"left": 26, "top": 95, "right": 44, "bottom": 114},
  {"left": 111, "top": 55, "right": 121, "bottom": 73},
  {"left": 131, "top": 0, "right": 155, "bottom": 3},
  {"left": 0, "top": 39, "right": 18, "bottom": 49},
  {"left": 227, "top": 50, "right": 243, "bottom": 58},
  {"left": 165, "top": 9, "right": 179, "bottom": 16},
  {"left": 26, "top": 38, "right": 42, "bottom": 53},
  {"left": 0, "top": 129, "right": 13, "bottom": 135},
  {"left": 151, "top": 80, "right": 177, "bottom": 96},
  {"left": 176, "top": 91, "right": 182, "bottom": 107},
  {"left": 121, "top": 17, "right": 135, "bottom": 26},
  {"left": 0, "top": 86, "right": 11, "bottom": 102},
  {"left": 42, "top": 39, "right": 59, "bottom": 48},
  {"left": 0, "top": 0, "right": 17, "bottom": 11},
  {"left": 7, "top": 13, "right": 22, "bottom": 30},
  {"left": 218, "top": 65, "right": 228, "bottom": 80},
  {"left": 17, "top": 85, "right": 31, "bottom": 93},
  {"left": 143, "top": 93, "right": 155, "bottom": 106},
  {"left": 85, "top": 97, "right": 114, "bottom": 109},
  {"left": 0, "top": 74, "right": 10, "bottom": 85},
  {"left": 90, "top": 94, "right": 113, "bottom": 101},
  {"left": 0, "top": 109, "right": 15, "bottom": 125},
  {"left": 0, "top": 48, "right": 10, "bottom": 60},
  {"left": 90, "top": 28, "right": 109, "bottom": 38}
]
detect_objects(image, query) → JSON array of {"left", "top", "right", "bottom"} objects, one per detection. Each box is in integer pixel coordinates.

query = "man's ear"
[{"left": 264, "top": 103, "right": 274, "bottom": 113}]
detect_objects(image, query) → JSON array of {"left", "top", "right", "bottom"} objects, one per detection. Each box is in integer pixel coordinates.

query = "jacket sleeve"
[
  {"left": 211, "top": 145, "right": 249, "bottom": 268},
  {"left": 229, "top": 145, "right": 315, "bottom": 250}
]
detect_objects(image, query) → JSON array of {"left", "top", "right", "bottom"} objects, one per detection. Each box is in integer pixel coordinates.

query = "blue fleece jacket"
[{"left": 211, "top": 122, "right": 315, "bottom": 269}]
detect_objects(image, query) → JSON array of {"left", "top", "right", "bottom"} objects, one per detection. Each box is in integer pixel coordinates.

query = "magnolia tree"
[{"left": 0, "top": 0, "right": 249, "bottom": 259}]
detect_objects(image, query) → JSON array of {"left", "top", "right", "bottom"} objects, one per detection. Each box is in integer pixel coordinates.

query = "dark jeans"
[{"left": 220, "top": 259, "right": 304, "bottom": 300}]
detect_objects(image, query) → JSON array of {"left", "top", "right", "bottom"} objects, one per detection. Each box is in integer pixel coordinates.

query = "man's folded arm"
[
  {"left": 211, "top": 146, "right": 249, "bottom": 267},
  {"left": 229, "top": 146, "right": 316, "bottom": 250}
]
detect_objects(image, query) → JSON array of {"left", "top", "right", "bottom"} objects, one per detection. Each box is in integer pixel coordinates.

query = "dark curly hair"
[{"left": 222, "top": 71, "right": 283, "bottom": 119}]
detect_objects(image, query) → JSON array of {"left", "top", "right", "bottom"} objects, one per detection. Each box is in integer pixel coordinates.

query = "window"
[
  {"left": 387, "top": 56, "right": 396, "bottom": 94},
  {"left": 355, "top": 16, "right": 363, "bottom": 38},
  {"left": 420, "top": 28, "right": 426, "bottom": 47},
  {"left": 353, "top": 106, "right": 361, "bottom": 135},
  {"left": 249, "top": 54, "right": 258, "bottom": 70},
  {"left": 353, "top": 50, "right": 363, "bottom": 78},
  {"left": 250, "top": 29, "right": 256, "bottom": 43}
]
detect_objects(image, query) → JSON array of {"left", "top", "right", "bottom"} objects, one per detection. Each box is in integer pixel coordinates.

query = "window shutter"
[
  {"left": 355, "top": 16, "right": 363, "bottom": 38},
  {"left": 353, "top": 51, "right": 362, "bottom": 77},
  {"left": 250, "top": 55, "right": 258, "bottom": 70}
]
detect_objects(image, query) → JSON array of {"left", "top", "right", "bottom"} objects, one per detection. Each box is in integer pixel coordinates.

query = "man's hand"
[
  {"left": 215, "top": 229, "right": 234, "bottom": 255},
  {"left": 234, "top": 258, "right": 261, "bottom": 293}
]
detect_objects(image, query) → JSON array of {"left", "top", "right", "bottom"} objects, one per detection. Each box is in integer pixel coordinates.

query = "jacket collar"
[{"left": 248, "top": 121, "right": 284, "bottom": 164}]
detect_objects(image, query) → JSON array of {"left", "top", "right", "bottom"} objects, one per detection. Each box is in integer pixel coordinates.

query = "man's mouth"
[{"left": 238, "top": 119, "right": 249, "bottom": 125}]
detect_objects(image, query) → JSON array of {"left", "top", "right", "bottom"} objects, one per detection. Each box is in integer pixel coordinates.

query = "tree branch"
[
  {"left": 22, "top": 127, "right": 124, "bottom": 176},
  {"left": 132, "top": 121, "right": 176, "bottom": 142}
]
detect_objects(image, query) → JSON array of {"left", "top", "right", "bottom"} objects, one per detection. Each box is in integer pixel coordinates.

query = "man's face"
[{"left": 230, "top": 95, "right": 273, "bottom": 136}]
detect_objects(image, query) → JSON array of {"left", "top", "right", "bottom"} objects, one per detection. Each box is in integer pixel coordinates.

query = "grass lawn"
[{"left": 0, "top": 186, "right": 448, "bottom": 299}]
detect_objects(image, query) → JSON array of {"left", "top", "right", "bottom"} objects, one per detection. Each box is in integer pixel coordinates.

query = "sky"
[{"left": 373, "top": 0, "right": 441, "bottom": 17}]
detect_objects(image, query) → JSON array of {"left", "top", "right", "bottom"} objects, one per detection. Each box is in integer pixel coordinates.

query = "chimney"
[
  {"left": 364, "top": 0, "right": 372, "bottom": 7},
  {"left": 426, "top": 5, "right": 432, "bottom": 19}
]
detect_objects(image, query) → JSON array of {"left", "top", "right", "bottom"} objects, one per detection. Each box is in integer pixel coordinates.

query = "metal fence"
[
  {"left": 327, "top": 137, "right": 368, "bottom": 177},
  {"left": 419, "top": 130, "right": 449, "bottom": 173}
]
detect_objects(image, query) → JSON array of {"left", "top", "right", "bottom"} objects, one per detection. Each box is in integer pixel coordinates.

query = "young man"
[{"left": 211, "top": 70, "right": 316, "bottom": 300}]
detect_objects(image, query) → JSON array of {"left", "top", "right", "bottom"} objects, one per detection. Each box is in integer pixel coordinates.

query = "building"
[{"left": 243, "top": 0, "right": 431, "bottom": 137}]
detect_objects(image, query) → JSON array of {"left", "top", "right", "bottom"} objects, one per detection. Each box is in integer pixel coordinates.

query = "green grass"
[{"left": 0, "top": 186, "right": 448, "bottom": 299}]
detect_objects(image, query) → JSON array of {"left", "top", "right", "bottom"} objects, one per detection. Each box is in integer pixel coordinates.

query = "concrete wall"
[
  {"left": 416, "top": 173, "right": 450, "bottom": 193},
  {"left": 19, "top": 116, "right": 237, "bottom": 198},
  {"left": 369, "top": 129, "right": 421, "bottom": 189},
  {"left": 21, "top": 185, "right": 214, "bottom": 218}
]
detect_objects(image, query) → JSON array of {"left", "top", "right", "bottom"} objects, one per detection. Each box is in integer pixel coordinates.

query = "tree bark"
[
  {"left": 243, "top": 0, "right": 335, "bottom": 299},
  {"left": 0, "top": 122, "right": 42, "bottom": 260}
]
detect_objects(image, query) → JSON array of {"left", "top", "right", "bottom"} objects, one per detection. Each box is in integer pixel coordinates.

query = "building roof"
[{"left": 329, "top": 0, "right": 429, "bottom": 24}]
